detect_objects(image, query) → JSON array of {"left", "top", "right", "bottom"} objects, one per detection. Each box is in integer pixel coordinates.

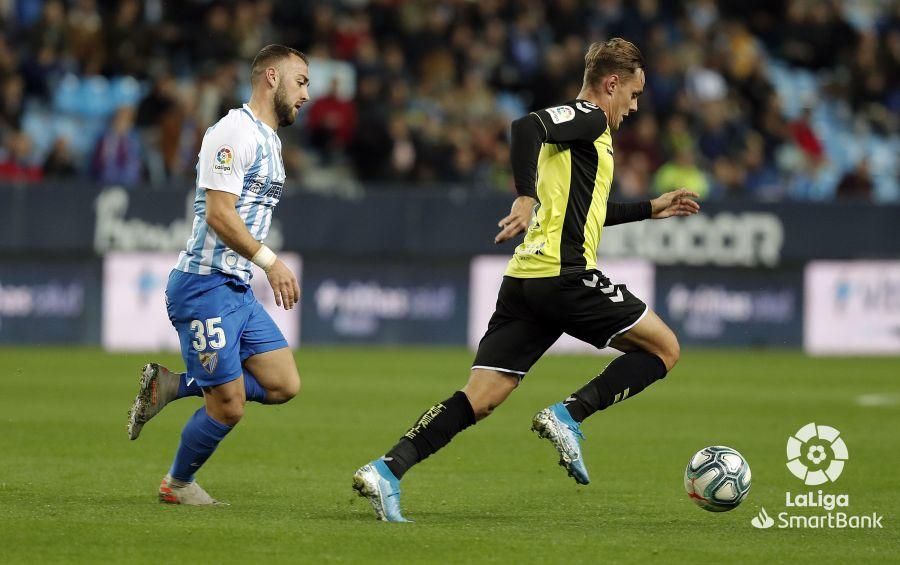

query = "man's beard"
[{"left": 274, "top": 83, "right": 295, "bottom": 127}]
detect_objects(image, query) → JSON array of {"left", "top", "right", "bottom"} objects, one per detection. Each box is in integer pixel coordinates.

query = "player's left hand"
[
  {"left": 650, "top": 188, "right": 700, "bottom": 219},
  {"left": 266, "top": 259, "right": 301, "bottom": 310}
]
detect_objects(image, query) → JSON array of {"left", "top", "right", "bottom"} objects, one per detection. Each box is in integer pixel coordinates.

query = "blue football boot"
[
  {"left": 532, "top": 402, "right": 590, "bottom": 485},
  {"left": 352, "top": 459, "right": 411, "bottom": 522}
]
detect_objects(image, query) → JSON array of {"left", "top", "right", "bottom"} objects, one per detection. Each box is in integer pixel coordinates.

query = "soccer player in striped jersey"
[
  {"left": 353, "top": 38, "right": 700, "bottom": 521},
  {"left": 126, "top": 45, "right": 309, "bottom": 505}
]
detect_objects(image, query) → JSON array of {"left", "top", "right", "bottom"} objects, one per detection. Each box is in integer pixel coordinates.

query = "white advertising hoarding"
[
  {"left": 468, "top": 256, "right": 655, "bottom": 354},
  {"left": 103, "top": 252, "right": 301, "bottom": 351},
  {"left": 804, "top": 261, "right": 900, "bottom": 355}
]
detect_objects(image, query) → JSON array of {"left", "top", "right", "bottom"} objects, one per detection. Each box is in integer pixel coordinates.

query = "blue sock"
[
  {"left": 169, "top": 407, "right": 233, "bottom": 482},
  {"left": 243, "top": 371, "right": 268, "bottom": 404},
  {"left": 176, "top": 372, "right": 266, "bottom": 403},
  {"left": 177, "top": 373, "right": 202, "bottom": 398}
]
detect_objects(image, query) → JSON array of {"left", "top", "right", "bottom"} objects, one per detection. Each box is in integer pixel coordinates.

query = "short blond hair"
[
  {"left": 250, "top": 44, "right": 308, "bottom": 82},
  {"left": 583, "top": 38, "right": 644, "bottom": 88}
]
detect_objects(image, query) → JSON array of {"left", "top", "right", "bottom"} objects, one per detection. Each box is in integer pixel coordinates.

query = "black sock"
[
  {"left": 563, "top": 351, "right": 668, "bottom": 422},
  {"left": 383, "top": 391, "right": 476, "bottom": 479}
]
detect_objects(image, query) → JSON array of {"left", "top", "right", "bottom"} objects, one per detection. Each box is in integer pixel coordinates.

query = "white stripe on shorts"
[
  {"left": 471, "top": 365, "right": 527, "bottom": 376},
  {"left": 603, "top": 304, "right": 649, "bottom": 348}
]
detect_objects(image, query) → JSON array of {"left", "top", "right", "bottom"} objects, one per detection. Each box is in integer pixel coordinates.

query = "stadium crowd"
[{"left": 0, "top": 0, "right": 897, "bottom": 201}]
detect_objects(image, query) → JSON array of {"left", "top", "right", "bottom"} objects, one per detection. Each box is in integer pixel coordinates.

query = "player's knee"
[
  {"left": 463, "top": 373, "right": 518, "bottom": 421},
  {"left": 660, "top": 335, "right": 680, "bottom": 372},
  {"left": 268, "top": 370, "right": 300, "bottom": 404},
  {"left": 208, "top": 396, "right": 245, "bottom": 426},
  {"left": 471, "top": 400, "right": 499, "bottom": 421},
  {"left": 217, "top": 403, "right": 244, "bottom": 426},
  {"left": 282, "top": 372, "right": 301, "bottom": 401}
]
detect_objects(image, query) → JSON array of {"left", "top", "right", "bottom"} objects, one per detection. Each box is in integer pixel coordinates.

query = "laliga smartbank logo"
[{"left": 751, "top": 423, "right": 883, "bottom": 530}]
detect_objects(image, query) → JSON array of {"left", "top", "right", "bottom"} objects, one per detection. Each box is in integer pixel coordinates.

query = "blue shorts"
[{"left": 166, "top": 269, "right": 288, "bottom": 387}]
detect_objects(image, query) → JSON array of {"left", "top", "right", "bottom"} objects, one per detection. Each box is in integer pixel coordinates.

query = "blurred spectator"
[
  {"left": 27, "top": 0, "right": 67, "bottom": 57},
  {"left": 789, "top": 107, "right": 825, "bottom": 164},
  {"left": 43, "top": 137, "right": 78, "bottom": 178},
  {"left": 158, "top": 90, "right": 202, "bottom": 179},
  {"left": 102, "top": 0, "right": 147, "bottom": 76},
  {"left": 0, "top": 75, "right": 25, "bottom": 130},
  {"left": 0, "top": 131, "right": 42, "bottom": 182},
  {"left": 92, "top": 106, "right": 142, "bottom": 187},
  {"left": 307, "top": 77, "right": 357, "bottom": 161},
  {"left": 67, "top": 0, "right": 104, "bottom": 75},
  {"left": 0, "top": 0, "right": 894, "bottom": 201},
  {"left": 696, "top": 101, "right": 744, "bottom": 162},
  {"left": 617, "top": 113, "right": 663, "bottom": 171},
  {"left": 653, "top": 147, "right": 710, "bottom": 198},
  {"left": 835, "top": 159, "right": 874, "bottom": 201},
  {"left": 742, "top": 132, "right": 781, "bottom": 199},
  {"left": 387, "top": 115, "right": 416, "bottom": 181},
  {"left": 192, "top": 3, "right": 238, "bottom": 66},
  {"left": 778, "top": 0, "right": 855, "bottom": 70},
  {"left": 348, "top": 75, "right": 390, "bottom": 181}
]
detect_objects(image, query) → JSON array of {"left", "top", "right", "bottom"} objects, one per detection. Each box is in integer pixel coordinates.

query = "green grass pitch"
[{"left": 1, "top": 347, "right": 899, "bottom": 564}]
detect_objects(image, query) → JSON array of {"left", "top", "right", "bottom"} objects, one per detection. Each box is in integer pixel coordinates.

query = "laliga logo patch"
[
  {"left": 546, "top": 105, "right": 575, "bottom": 124},
  {"left": 199, "top": 351, "right": 219, "bottom": 375},
  {"left": 786, "top": 422, "right": 848, "bottom": 485},
  {"left": 213, "top": 145, "right": 234, "bottom": 175}
]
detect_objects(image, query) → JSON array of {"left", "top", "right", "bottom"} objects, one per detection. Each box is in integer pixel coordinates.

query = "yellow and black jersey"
[{"left": 505, "top": 99, "right": 623, "bottom": 278}]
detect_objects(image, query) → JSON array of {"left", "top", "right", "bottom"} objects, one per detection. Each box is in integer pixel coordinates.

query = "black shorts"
[{"left": 471, "top": 270, "right": 648, "bottom": 376}]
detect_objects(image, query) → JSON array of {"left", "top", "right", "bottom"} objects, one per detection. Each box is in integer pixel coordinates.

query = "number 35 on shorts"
[{"left": 190, "top": 317, "right": 227, "bottom": 351}]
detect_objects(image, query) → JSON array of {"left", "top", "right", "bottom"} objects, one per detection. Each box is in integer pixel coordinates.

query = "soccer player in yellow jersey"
[{"left": 353, "top": 38, "right": 700, "bottom": 522}]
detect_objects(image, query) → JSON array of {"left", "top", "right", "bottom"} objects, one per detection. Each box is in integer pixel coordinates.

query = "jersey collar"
[{"left": 242, "top": 104, "right": 275, "bottom": 135}]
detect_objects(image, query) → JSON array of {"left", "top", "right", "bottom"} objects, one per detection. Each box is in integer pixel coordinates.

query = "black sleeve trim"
[
  {"left": 509, "top": 114, "right": 546, "bottom": 199},
  {"left": 604, "top": 201, "right": 652, "bottom": 226}
]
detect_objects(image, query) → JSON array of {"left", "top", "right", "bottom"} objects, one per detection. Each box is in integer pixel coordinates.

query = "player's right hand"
[
  {"left": 266, "top": 259, "right": 301, "bottom": 310},
  {"left": 495, "top": 196, "right": 537, "bottom": 244}
]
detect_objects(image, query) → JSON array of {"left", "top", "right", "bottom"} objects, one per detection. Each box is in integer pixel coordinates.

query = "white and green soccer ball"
[{"left": 684, "top": 445, "right": 751, "bottom": 512}]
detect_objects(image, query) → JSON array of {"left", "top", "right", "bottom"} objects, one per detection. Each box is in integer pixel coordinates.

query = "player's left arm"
[
  {"left": 604, "top": 189, "right": 700, "bottom": 226},
  {"left": 205, "top": 190, "right": 266, "bottom": 259},
  {"left": 206, "top": 191, "right": 300, "bottom": 310}
]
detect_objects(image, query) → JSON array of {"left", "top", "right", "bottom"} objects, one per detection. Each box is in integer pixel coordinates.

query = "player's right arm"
[
  {"left": 197, "top": 122, "right": 300, "bottom": 310},
  {"left": 496, "top": 101, "right": 609, "bottom": 243},
  {"left": 205, "top": 191, "right": 299, "bottom": 310}
]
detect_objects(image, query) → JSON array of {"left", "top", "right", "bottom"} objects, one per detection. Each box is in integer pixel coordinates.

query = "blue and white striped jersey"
[{"left": 175, "top": 104, "right": 285, "bottom": 283}]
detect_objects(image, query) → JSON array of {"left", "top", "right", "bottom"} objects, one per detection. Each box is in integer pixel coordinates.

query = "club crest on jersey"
[
  {"left": 546, "top": 105, "right": 575, "bottom": 124},
  {"left": 199, "top": 351, "right": 218, "bottom": 375},
  {"left": 213, "top": 145, "right": 234, "bottom": 175},
  {"left": 248, "top": 174, "right": 268, "bottom": 194}
]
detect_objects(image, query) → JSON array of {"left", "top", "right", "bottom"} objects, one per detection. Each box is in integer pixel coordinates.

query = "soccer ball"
[{"left": 684, "top": 445, "right": 751, "bottom": 512}]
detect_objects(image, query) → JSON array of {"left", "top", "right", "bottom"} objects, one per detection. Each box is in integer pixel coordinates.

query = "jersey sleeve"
[
  {"left": 508, "top": 114, "right": 545, "bottom": 199},
  {"left": 196, "top": 120, "right": 255, "bottom": 196},
  {"left": 531, "top": 101, "right": 608, "bottom": 144}
]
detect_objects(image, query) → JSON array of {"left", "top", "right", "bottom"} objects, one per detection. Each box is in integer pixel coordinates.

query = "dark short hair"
[
  {"left": 583, "top": 38, "right": 644, "bottom": 87},
  {"left": 250, "top": 44, "right": 309, "bottom": 82}
]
